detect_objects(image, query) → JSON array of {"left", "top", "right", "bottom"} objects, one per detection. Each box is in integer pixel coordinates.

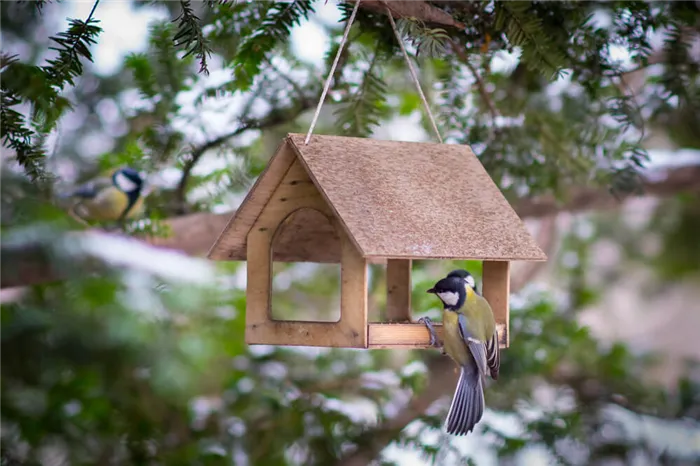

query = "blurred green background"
[{"left": 2, "top": 1, "right": 700, "bottom": 465}]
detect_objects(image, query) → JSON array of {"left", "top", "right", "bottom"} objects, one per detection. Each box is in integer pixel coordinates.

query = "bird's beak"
[{"left": 426, "top": 288, "right": 436, "bottom": 294}]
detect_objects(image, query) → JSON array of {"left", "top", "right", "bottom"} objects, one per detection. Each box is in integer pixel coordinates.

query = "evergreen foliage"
[
  {"left": 1, "top": 4, "right": 102, "bottom": 181},
  {"left": 334, "top": 43, "right": 388, "bottom": 137},
  {"left": 2, "top": 1, "right": 700, "bottom": 464},
  {"left": 7, "top": 0, "right": 690, "bottom": 195},
  {"left": 396, "top": 19, "right": 449, "bottom": 58},
  {"left": 494, "top": 1, "right": 569, "bottom": 79},
  {"left": 232, "top": 0, "right": 316, "bottom": 90},
  {"left": 173, "top": 0, "right": 213, "bottom": 75}
]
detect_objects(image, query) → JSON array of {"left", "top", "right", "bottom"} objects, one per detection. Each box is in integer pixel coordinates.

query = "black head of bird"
[
  {"left": 426, "top": 275, "right": 466, "bottom": 311},
  {"left": 112, "top": 167, "right": 143, "bottom": 195},
  {"left": 446, "top": 269, "right": 478, "bottom": 294}
]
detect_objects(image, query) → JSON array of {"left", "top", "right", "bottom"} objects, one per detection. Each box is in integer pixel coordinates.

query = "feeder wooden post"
[
  {"left": 245, "top": 222, "right": 273, "bottom": 345},
  {"left": 338, "top": 225, "right": 368, "bottom": 347},
  {"left": 482, "top": 261, "right": 510, "bottom": 347},
  {"left": 386, "top": 259, "right": 412, "bottom": 322}
]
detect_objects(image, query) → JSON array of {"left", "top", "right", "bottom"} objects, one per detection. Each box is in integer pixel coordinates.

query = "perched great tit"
[
  {"left": 62, "top": 167, "right": 145, "bottom": 223},
  {"left": 419, "top": 269, "right": 500, "bottom": 435}
]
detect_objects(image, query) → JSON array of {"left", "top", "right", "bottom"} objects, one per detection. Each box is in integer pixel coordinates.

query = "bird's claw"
[{"left": 418, "top": 316, "right": 442, "bottom": 349}]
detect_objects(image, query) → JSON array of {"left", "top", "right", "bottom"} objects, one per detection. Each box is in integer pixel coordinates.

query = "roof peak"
[{"left": 208, "top": 134, "right": 546, "bottom": 262}]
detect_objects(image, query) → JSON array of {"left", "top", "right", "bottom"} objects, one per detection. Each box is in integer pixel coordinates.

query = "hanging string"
[
  {"left": 384, "top": 5, "right": 443, "bottom": 143},
  {"left": 304, "top": 0, "right": 362, "bottom": 145},
  {"left": 305, "top": 0, "right": 442, "bottom": 145}
]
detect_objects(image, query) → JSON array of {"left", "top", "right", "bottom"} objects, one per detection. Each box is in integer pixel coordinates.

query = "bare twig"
[
  {"left": 264, "top": 57, "right": 310, "bottom": 107},
  {"left": 175, "top": 126, "right": 250, "bottom": 214},
  {"left": 618, "top": 27, "right": 699, "bottom": 95},
  {"left": 450, "top": 39, "right": 499, "bottom": 120},
  {"left": 175, "top": 36, "right": 354, "bottom": 212},
  {"left": 174, "top": 97, "right": 318, "bottom": 214},
  {"left": 465, "top": 60, "right": 499, "bottom": 120}
]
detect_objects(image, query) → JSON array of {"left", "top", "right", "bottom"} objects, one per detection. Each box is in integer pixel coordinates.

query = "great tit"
[
  {"left": 63, "top": 167, "right": 145, "bottom": 223},
  {"left": 419, "top": 269, "right": 500, "bottom": 435}
]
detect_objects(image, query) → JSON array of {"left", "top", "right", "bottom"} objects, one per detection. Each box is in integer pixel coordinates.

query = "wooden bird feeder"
[{"left": 208, "top": 134, "right": 547, "bottom": 349}]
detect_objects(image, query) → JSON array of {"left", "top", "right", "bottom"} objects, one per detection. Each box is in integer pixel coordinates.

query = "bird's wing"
[
  {"left": 70, "top": 183, "right": 98, "bottom": 199},
  {"left": 476, "top": 296, "right": 501, "bottom": 380},
  {"left": 485, "top": 329, "right": 500, "bottom": 380},
  {"left": 70, "top": 177, "right": 112, "bottom": 199},
  {"left": 457, "top": 313, "right": 488, "bottom": 377}
]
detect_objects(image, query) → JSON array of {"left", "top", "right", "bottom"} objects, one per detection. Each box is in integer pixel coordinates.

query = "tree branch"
[
  {"left": 617, "top": 27, "right": 699, "bottom": 96},
  {"left": 514, "top": 163, "right": 700, "bottom": 218},
  {"left": 175, "top": 128, "right": 249, "bottom": 214},
  {"left": 348, "top": 0, "right": 466, "bottom": 30},
  {"left": 173, "top": 98, "right": 317, "bottom": 214},
  {"left": 264, "top": 57, "right": 310, "bottom": 107},
  {"left": 187, "top": 162, "right": 695, "bottom": 258},
  {"left": 173, "top": 48, "right": 342, "bottom": 214},
  {"left": 2, "top": 163, "right": 699, "bottom": 290},
  {"left": 449, "top": 39, "right": 499, "bottom": 121}
]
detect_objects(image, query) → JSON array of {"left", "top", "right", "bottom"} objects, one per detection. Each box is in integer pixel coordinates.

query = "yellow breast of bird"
[
  {"left": 81, "top": 187, "right": 131, "bottom": 221},
  {"left": 462, "top": 285, "right": 496, "bottom": 341},
  {"left": 124, "top": 195, "right": 145, "bottom": 219},
  {"left": 442, "top": 309, "right": 470, "bottom": 366}
]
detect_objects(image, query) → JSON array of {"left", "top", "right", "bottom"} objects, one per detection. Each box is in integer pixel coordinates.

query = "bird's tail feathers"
[{"left": 445, "top": 365, "right": 484, "bottom": 435}]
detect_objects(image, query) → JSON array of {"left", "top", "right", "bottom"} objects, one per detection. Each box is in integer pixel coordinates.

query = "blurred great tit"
[
  {"left": 62, "top": 167, "right": 145, "bottom": 223},
  {"left": 419, "top": 269, "right": 500, "bottom": 435}
]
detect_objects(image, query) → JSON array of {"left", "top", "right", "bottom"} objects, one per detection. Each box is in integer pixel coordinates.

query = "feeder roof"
[{"left": 208, "top": 133, "right": 547, "bottom": 262}]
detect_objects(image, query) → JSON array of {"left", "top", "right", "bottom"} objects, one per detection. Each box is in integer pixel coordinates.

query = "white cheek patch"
[
  {"left": 115, "top": 172, "right": 138, "bottom": 192},
  {"left": 465, "top": 275, "right": 476, "bottom": 290},
  {"left": 437, "top": 291, "right": 459, "bottom": 307}
]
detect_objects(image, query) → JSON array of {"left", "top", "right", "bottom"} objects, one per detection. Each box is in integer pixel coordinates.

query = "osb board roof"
[{"left": 209, "top": 134, "right": 547, "bottom": 262}]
